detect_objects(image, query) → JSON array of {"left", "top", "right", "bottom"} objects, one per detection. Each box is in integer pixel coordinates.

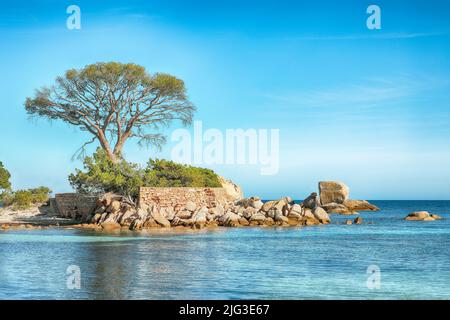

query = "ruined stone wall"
[
  {"left": 54, "top": 193, "right": 98, "bottom": 219},
  {"left": 138, "top": 187, "right": 230, "bottom": 210}
]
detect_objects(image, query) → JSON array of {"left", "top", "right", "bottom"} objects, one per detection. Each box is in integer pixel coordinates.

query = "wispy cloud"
[
  {"left": 264, "top": 75, "right": 449, "bottom": 109},
  {"left": 290, "top": 32, "right": 447, "bottom": 41}
]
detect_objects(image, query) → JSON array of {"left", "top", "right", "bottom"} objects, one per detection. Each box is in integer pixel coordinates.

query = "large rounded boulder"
[{"left": 318, "top": 181, "right": 349, "bottom": 205}]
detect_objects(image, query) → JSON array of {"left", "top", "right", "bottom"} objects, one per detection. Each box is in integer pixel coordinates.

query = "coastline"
[{"left": 1, "top": 200, "right": 449, "bottom": 299}]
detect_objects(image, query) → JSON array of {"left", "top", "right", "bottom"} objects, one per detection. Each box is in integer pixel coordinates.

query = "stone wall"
[
  {"left": 54, "top": 193, "right": 98, "bottom": 219},
  {"left": 138, "top": 187, "right": 230, "bottom": 210},
  {"left": 55, "top": 187, "right": 234, "bottom": 219}
]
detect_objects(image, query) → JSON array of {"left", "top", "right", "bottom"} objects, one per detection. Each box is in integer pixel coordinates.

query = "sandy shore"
[{"left": 0, "top": 205, "right": 75, "bottom": 227}]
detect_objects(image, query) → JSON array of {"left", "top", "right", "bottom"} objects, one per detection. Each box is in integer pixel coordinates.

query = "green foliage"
[
  {"left": 69, "top": 149, "right": 222, "bottom": 199},
  {"left": 0, "top": 161, "right": 11, "bottom": 193},
  {"left": 2, "top": 187, "right": 52, "bottom": 210},
  {"left": 29, "top": 186, "right": 52, "bottom": 203},
  {"left": 68, "top": 148, "right": 144, "bottom": 198},
  {"left": 144, "top": 159, "right": 222, "bottom": 188},
  {"left": 5, "top": 191, "right": 31, "bottom": 210}
]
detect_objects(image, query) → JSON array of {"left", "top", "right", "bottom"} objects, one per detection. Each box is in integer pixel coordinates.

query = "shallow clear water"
[{"left": 1, "top": 200, "right": 450, "bottom": 299}]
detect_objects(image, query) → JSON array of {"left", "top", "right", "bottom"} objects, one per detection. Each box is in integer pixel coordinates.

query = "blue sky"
[{"left": 1, "top": 0, "right": 450, "bottom": 199}]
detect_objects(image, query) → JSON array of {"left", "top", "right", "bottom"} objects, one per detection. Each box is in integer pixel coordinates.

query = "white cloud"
[{"left": 264, "top": 75, "right": 448, "bottom": 109}]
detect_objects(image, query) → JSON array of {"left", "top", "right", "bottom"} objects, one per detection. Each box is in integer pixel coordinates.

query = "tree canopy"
[
  {"left": 0, "top": 161, "right": 11, "bottom": 193},
  {"left": 25, "top": 62, "right": 195, "bottom": 162}
]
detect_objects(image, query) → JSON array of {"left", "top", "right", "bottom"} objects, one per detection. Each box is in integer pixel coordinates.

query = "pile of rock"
[
  {"left": 316, "top": 181, "right": 380, "bottom": 215},
  {"left": 86, "top": 193, "right": 331, "bottom": 231},
  {"left": 404, "top": 211, "right": 442, "bottom": 221},
  {"left": 67, "top": 180, "right": 380, "bottom": 231}
]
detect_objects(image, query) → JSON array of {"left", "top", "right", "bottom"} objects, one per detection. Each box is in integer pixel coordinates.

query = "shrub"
[
  {"left": 144, "top": 159, "right": 222, "bottom": 188},
  {"left": 0, "top": 161, "right": 11, "bottom": 194},
  {"left": 29, "top": 186, "right": 52, "bottom": 203},
  {"left": 69, "top": 148, "right": 222, "bottom": 199},
  {"left": 69, "top": 149, "right": 144, "bottom": 199},
  {"left": 2, "top": 186, "right": 52, "bottom": 210},
  {"left": 9, "top": 190, "right": 33, "bottom": 210}
]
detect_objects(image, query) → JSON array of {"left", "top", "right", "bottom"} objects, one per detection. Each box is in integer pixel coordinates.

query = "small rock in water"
[
  {"left": 354, "top": 217, "right": 363, "bottom": 224},
  {"left": 404, "top": 211, "right": 439, "bottom": 221}
]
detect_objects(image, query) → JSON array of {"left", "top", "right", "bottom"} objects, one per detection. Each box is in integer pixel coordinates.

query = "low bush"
[
  {"left": 2, "top": 186, "right": 52, "bottom": 210},
  {"left": 0, "top": 161, "right": 11, "bottom": 194},
  {"left": 144, "top": 159, "right": 221, "bottom": 188}
]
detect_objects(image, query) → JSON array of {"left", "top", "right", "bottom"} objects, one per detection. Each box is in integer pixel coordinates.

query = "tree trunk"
[
  {"left": 112, "top": 131, "right": 132, "bottom": 162},
  {"left": 107, "top": 150, "right": 118, "bottom": 163},
  {"left": 96, "top": 130, "right": 118, "bottom": 163}
]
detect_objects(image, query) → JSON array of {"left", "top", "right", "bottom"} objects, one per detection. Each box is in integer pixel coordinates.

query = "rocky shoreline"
[
  {"left": 1, "top": 181, "right": 443, "bottom": 232},
  {"left": 86, "top": 181, "right": 380, "bottom": 231},
  {"left": 64, "top": 182, "right": 377, "bottom": 230}
]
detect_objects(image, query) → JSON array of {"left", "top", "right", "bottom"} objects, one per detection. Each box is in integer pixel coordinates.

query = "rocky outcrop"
[
  {"left": 78, "top": 180, "right": 383, "bottom": 229},
  {"left": 48, "top": 181, "right": 383, "bottom": 231},
  {"left": 218, "top": 176, "right": 244, "bottom": 201},
  {"left": 84, "top": 193, "right": 330, "bottom": 231},
  {"left": 405, "top": 211, "right": 442, "bottom": 221},
  {"left": 318, "top": 181, "right": 379, "bottom": 215},
  {"left": 319, "top": 181, "right": 349, "bottom": 205}
]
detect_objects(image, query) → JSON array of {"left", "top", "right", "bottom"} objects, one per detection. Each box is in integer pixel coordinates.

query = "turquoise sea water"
[{"left": 1, "top": 200, "right": 450, "bottom": 300}]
